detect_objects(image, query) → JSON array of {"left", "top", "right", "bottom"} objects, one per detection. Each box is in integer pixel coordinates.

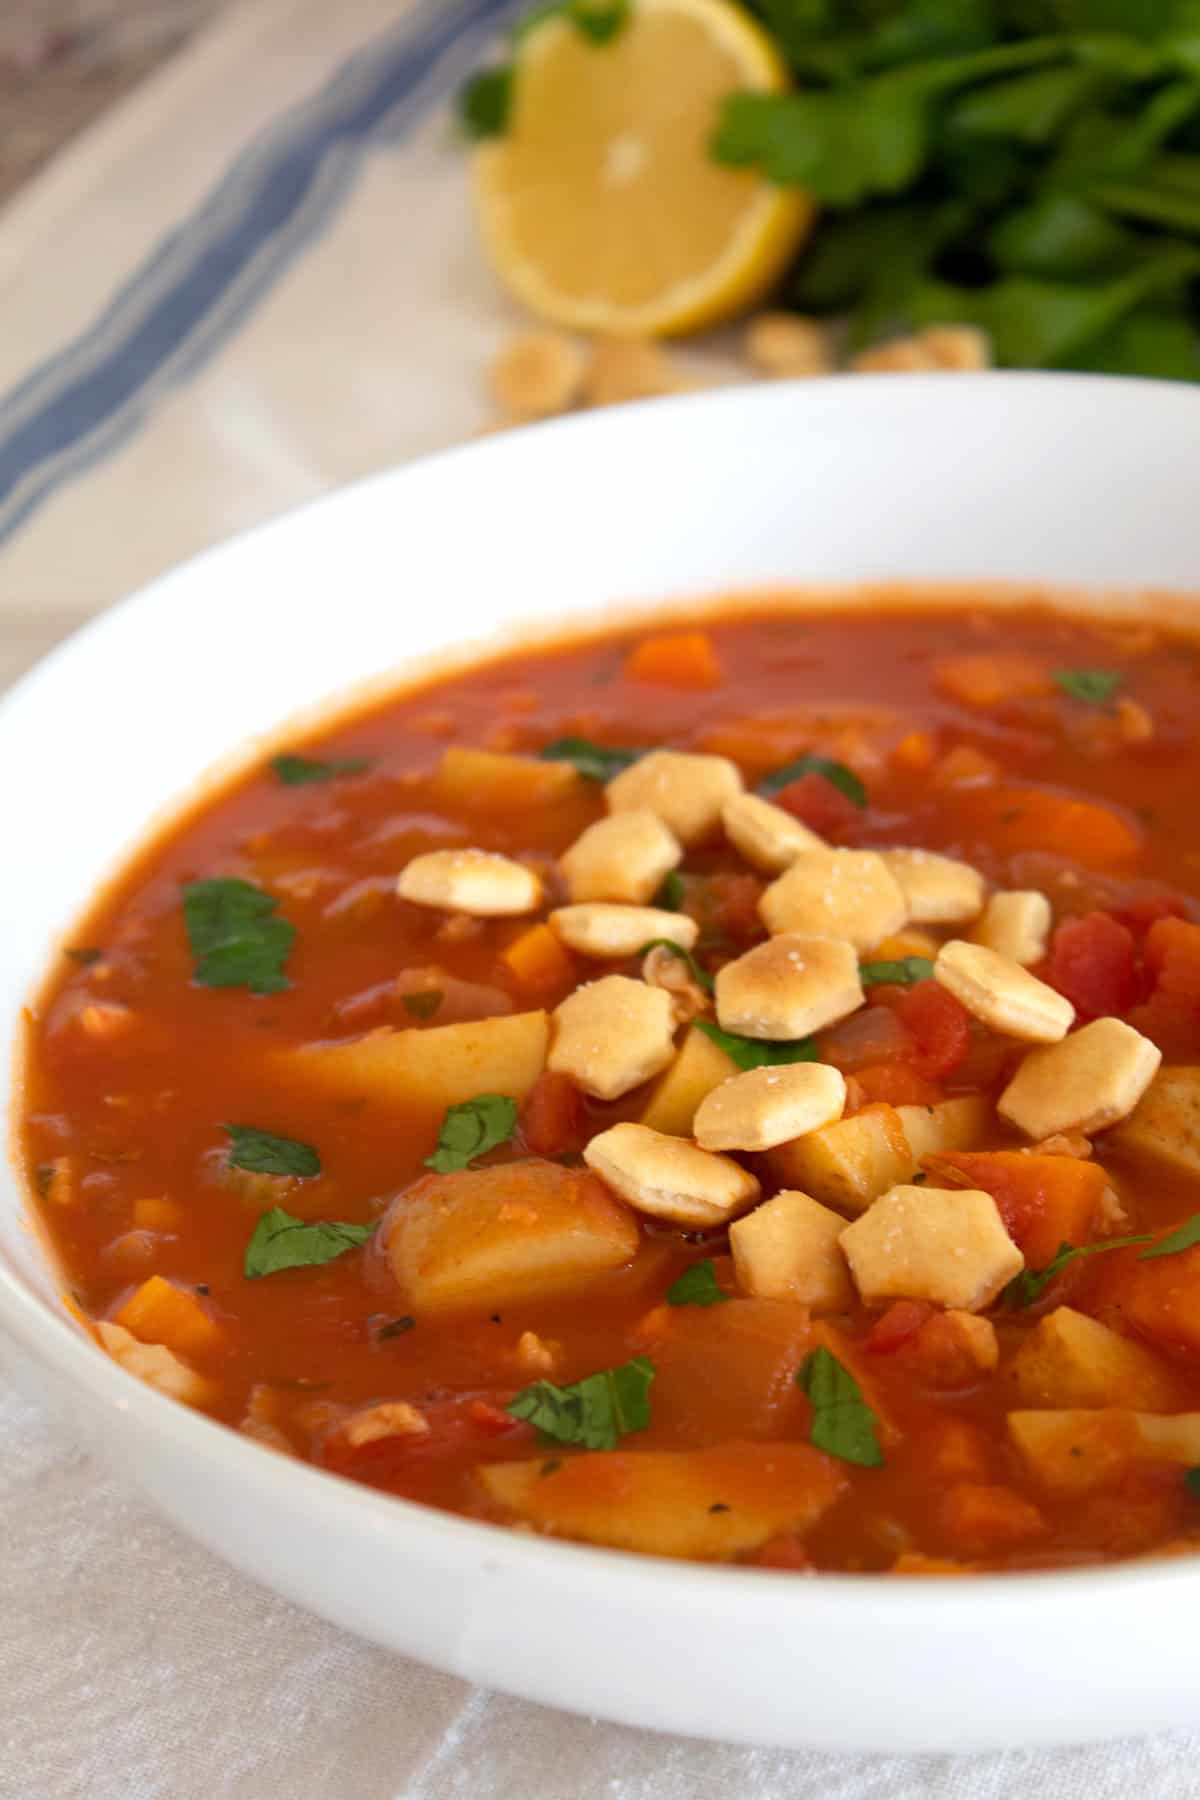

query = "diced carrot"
[
  {"left": 115, "top": 1275, "right": 221, "bottom": 1359},
  {"left": 866, "top": 1300, "right": 934, "bottom": 1355},
  {"left": 926, "top": 1150, "right": 1107, "bottom": 1268},
  {"left": 771, "top": 773, "right": 860, "bottom": 836},
  {"left": 935, "top": 652, "right": 1051, "bottom": 708},
  {"left": 1100, "top": 1241, "right": 1200, "bottom": 1359},
  {"left": 519, "top": 1070, "right": 585, "bottom": 1156},
  {"left": 501, "top": 923, "right": 576, "bottom": 996},
  {"left": 849, "top": 1062, "right": 943, "bottom": 1108},
  {"left": 1145, "top": 916, "right": 1200, "bottom": 1002},
  {"left": 938, "top": 1483, "right": 1047, "bottom": 1556},
  {"left": 907, "top": 1310, "right": 998, "bottom": 1389},
  {"left": 624, "top": 630, "right": 723, "bottom": 690},
  {"left": 933, "top": 745, "right": 999, "bottom": 788},
  {"left": 133, "top": 1197, "right": 186, "bottom": 1235},
  {"left": 1044, "top": 912, "right": 1138, "bottom": 1020},
  {"left": 921, "top": 1416, "right": 993, "bottom": 1484},
  {"left": 891, "top": 729, "right": 936, "bottom": 773},
  {"left": 898, "top": 980, "right": 970, "bottom": 1080},
  {"left": 961, "top": 785, "right": 1142, "bottom": 867},
  {"left": 754, "top": 1532, "right": 812, "bottom": 1571},
  {"left": 695, "top": 715, "right": 808, "bottom": 777}
]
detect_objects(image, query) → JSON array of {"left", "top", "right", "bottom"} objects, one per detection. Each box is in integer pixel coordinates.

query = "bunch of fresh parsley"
[{"left": 463, "top": 0, "right": 1200, "bottom": 377}]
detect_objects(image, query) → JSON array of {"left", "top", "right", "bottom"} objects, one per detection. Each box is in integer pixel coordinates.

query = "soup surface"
[{"left": 20, "top": 598, "right": 1200, "bottom": 1574}]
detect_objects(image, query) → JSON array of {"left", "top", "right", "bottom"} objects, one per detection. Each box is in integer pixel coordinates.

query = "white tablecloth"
[{"left": 3, "top": 3, "right": 1200, "bottom": 1792}]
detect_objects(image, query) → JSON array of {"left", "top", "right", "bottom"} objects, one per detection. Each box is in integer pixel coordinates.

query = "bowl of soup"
[{"left": 4, "top": 374, "right": 1200, "bottom": 1752}]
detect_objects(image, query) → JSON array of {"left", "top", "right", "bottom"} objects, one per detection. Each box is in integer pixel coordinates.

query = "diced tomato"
[
  {"left": 1044, "top": 912, "right": 1138, "bottom": 1020},
  {"left": 938, "top": 1484, "right": 1047, "bottom": 1557},
  {"left": 466, "top": 1397, "right": 522, "bottom": 1434},
  {"left": 771, "top": 772, "right": 860, "bottom": 837},
  {"left": 850, "top": 1062, "right": 943, "bottom": 1108},
  {"left": 703, "top": 872, "right": 764, "bottom": 945},
  {"left": 519, "top": 1070, "right": 585, "bottom": 1156},
  {"left": 321, "top": 1392, "right": 533, "bottom": 1480},
  {"left": 754, "top": 1532, "right": 813, "bottom": 1571},
  {"left": 866, "top": 1300, "right": 934, "bottom": 1355},
  {"left": 818, "top": 1005, "right": 916, "bottom": 1073},
  {"left": 1126, "top": 989, "right": 1200, "bottom": 1060},
  {"left": 898, "top": 980, "right": 971, "bottom": 1080}
]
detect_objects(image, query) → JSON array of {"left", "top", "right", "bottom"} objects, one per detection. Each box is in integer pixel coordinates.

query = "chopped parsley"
[
  {"left": 859, "top": 956, "right": 935, "bottom": 988},
  {"left": 536, "top": 736, "right": 640, "bottom": 781},
  {"left": 270, "top": 753, "right": 369, "bottom": 786},
  {"left": 1003, "top": 1232, "right": 1153, "bottom": 1308},
  {"left": 425, "top": 1093, "right": 518, "bottom": 1173},
  {"left": 225, "top": 1124, "right": 321, "bottom": 1179},
  {"left": 655, "top": 871, "right": 685, "bottom": 911},
  {"left": 34, "top": 1164, "right": 56, "bottom": 1200},
  {"left": 637, "top": 938, "right": 714, "bottom": 993},
  {"left": 695, "top": 1018, "right": 818, "bottom": 1071},
  {"left": 375, "top": 1315, "right": 416, "bottom": 1341},
  {"left": 182, "top": 877, "right": 295, "bottom": 995},
  {"left": 1139, "top": 1213, "right": 1200, "bottom": 1260},
  {"left": 243, "top": 1207, "right": 375, "bottom": 1278},
  {"left": 508, "top": 1355, "right": 654, "bottom": 1451},
  {"left": 666, "top": 1260, "right": 730, "bottom": 1308},
  {"left": 1185, "top": 1468, "right": 1200, "bottom": 1500},
  {"left": 797, "top": 1346, "right": 884, "bottom": 1469},
  {"left": 759, "top": 754, "right": 867, "bottom": 809},
  {"left": 402, "top": 989, "right": 443, "bottom": 1021},
  {"left": 1052, "top": 669, "right": 1124, "bottom": 706},
  {"left": 64, "top": 946, "right": 103, "bottom": 966},
  {"left": 457, "top": 65, "right": 511, "bottom": 139}
]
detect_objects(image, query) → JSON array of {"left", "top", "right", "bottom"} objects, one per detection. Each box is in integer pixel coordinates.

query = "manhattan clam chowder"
[{"left": 21, "top": 598, "right": 1200, "bottom": 1573}]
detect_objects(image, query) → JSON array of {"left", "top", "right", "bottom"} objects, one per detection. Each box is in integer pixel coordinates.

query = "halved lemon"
[{"left": 471, "top": 0, "right": 815, "bottom": 338}]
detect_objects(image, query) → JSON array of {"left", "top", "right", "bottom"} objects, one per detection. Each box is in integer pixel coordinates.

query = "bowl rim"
[{"left": 5, "top": 367, "right": 1200, "bottom": 1618}]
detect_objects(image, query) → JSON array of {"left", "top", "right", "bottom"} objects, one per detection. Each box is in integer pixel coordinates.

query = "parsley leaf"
[
  {"left": 225, "top": 1124, "right": 320, "bottom": 1179},
  {"left": 425, "top": 1094, "right": 518, "bottom": 1173},
  {"left": 536, "top": 736, "right": 640, "bottom": 781},
  {"left": 1003, "top": 1232, "right": 1153, "bottom": 1307},
  {"left": 1185, "top": 1466, "right": 1200, "bottom": 1499},
  {"left": 244, "top": 1207, "right": 374, "bottom": 1279},
  {"left": 655, "top": 871, "right": 685, "bottom": 911},
  {"left": 375, "top": 1315, "right": 416, "bottom": 1341},
  {"left": 695, "top": 1018, "right": 818, "bottom": 1071},
  {"left": 457, "top": 65, "right": 511, "bottom": 139},
  {"left": 402, "top": 990, "right": 443, "bottom": 1021},
  {"left": 1138, "top": 1213, "right": 1200, "bottom": 1259},
  {"left": 182, "top": 878, "right": 295, "bottom": 995},
  {"left": 637, "top": 938, "right": 715, "bottom": 993},
  {"left": 860, "top": 956, "right": 936, "bottom": 988},
  {"left": 666, "top": 1260, "right": 731, "bottom": 1307},
  {"left": 759, "top": 754, "right": 868, "bottom": 808},
  {"left": 270, "top": 753, "right": 369, "bottom": 786},
  {"left": 507, "top": 1355, "right": 654, "bottom": 1450},
  {"left": 1052, "top": 668, "right": 1125, "bottom": 705},
  {"left": 797, "top": 1346, "right": 884, "bottom": 1469},
  {"left": 566, "top": 0, "right": 629, "bottom": 43}
]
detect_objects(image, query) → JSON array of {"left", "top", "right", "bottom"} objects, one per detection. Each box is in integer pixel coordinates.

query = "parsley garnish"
[
  {"left": 457, "top": 65, "right": 511, "bottom": 139},
  {"left": 759, "top": 754, "right": 867, "bottom": 809},
  {"left": 1003, "top": 1232, "right": 1153, "bottom": 1307},
  {"left": 244, "top": 1207, "right": 374, "bottom": 1278},
  {"left": 375, "top": 1315, "right": 416, "bottom": 1341},
  {"left": 1139, "top": 1213, "right": 1200, "bottom": 1260},
  {"left": 655, "top": 871, "right": 685, "bottom": 911},
  {"left": 270, "top": 753, "right": 369, "bottom": 786},
  {"left": 666, "top": 1260, "right": 730, "bottom": 1308},
  {"left": 225, "top": 1124, "right": 320, "bottom": 1179},
  {"left": 402, "top": 989, "right": 443, "bottom": 1021},
  {"left": 34, "top": 1164, "right": 56, "bottom": 1199},
  {"left": 507, "top": 1355, "right": 654, "bottom": 1450},
  {"left": 797, "top": 1346, "right": 884, "bottom": 1469},
  {"left": 536, "top": 736, "right": 640, "bottom": 781},
  {"left": 1052, "top": 669, "right": 1124, "bottom": 706},
  {"left": 64, "top": 946, "right": 103, "bottom": 966},
  {"left": 1185, "top": 1468, "right": 1200, "bottom": 1500},
  {"left": 860, "top": 956, "right": 935, "bottom": 988},
  {"left": 182, "top": 878, "right": 295, "bottom": 995},
  {"left": 695, "top": 1018, "right": 818, "bottom": 1071},
  {"left": 637, "top": 938, "right": 714, "bottom": 993},
  {"left": 425, "top": 1094, "right": 518, "bottom": 1173}
]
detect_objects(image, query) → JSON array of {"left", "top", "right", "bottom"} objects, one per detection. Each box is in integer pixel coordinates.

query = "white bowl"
[{"left": 3, "top": 375, "right": 1200, "bottom": 1754}]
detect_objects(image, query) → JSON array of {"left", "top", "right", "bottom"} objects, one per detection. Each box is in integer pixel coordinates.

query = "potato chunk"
[
  {"left": 999, "top": 1017, "right": 1162, "bottom": 1139},
  {"left": 1113, "top": 1066, "right": 1200, "bottom": 1179},
  {"left": 839, "top": 1184, "right": 1023, "bottom": 1311},
  {"left": 549, "top": 976, "right": 675, "bottom": 1099},
  {"left": 759, "top": 850, "right": 907, "bottom": 950},
  {"left": 1007, "top": 1408, "right": 1200, "bottom": 1495},
  {"left": 766, "top": 1095, "right": 989, "bottom": 1215},
  {"left": 583, "top": 1122, "right": 760, "bottom": 1227},
  {"left": 715, "top": 934, "right": 863, "bottom": 1040},
  {"left": 477, "top": 1441, "right": 845, "bottom": 1559},
  {"left": 730, "top": 1189, "right": 853, "bottom": 1311},
  {"left": 280, "top": 1011, "right": 548, "bottom": 1114},
  {"left": 96, "top": 1321, "right": 214, "bottom": 1409},
  {"left": 638, "top": 1024, "right": 737, "bottom": 1135},
  {"left": 1007, "top": 1307, "right": 1182, "bottom": 1412},
  {"left": 431, "top": 745, "right": 580, "bottom": 810},
  {"left": 606, "top": 749, "right": 743, "bottom": 846},
  {"left": 386, "top": 1161, "right": 638, "bottom": 1314}
]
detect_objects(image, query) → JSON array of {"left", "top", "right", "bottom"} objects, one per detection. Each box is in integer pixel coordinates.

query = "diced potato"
[
  {"left": 96, "top": 1321, "right": 215, "bottom": 1409},
  {"left": 477, "top": 1441, "right": 845, "bottom": 1559},
  {"left": 638, "top": 1024, "right": 737, "bottom": 1135},
  {"left": 638, "top": 1296, "right": 815, "bottom": 1444},
  {"left": 431, "top": 745, "right": 580, "bottom": 810},
  {"left": 386, "top": 1160, "right": 639, "bottom": 1314},
  {"left": 729, "top": 1189, "right": 853, "bottom": 1311},
  {"left": 766, "top": 1095, "right": 989, "bottom": 1215},
  {"left": 840, "top": 1184, "right": 1022, "bottom": 1312},
  {"left": 279, "top": 1011, "right": 548, "bottom": 1114},
  {"left": 1007, "top": 1307, "right": 1182, "bottom": 1412},
  {"left": 1007, "top": 1408, "right": 1200, "bottom": 1495},
  {"left": 1113, "top": 1066, "right": 1200, "bottom": 1179}
]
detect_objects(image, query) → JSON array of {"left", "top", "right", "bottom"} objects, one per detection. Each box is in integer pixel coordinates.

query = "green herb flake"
[
  {"left": 796, "top": 1345, "right": 885, "bottom": 1469},
  {"left": 536, "top": 736, "right": 640, "bottom": 781},
  {"left": 666, "top": 1259, "right": 731, "bottom": 1308},
  {"left": 270, "top": 753, "right": 369, "bottom": 786},
  {"left": 1052, "top": 669, "right": 1125, "bottom": 705},
  {"left": 708, "top": 1501, "right": 731, "bottom": 1513},
  {"left": 34, "top": 1164, "right": 56, "bottom": 1200},
  {"left": 182, "top": 877, "right": 295, "bottom": 995},
  {"left": 244, "top": 1207, "right": 374, "bottom": 1279},
  {"left": 759, "top": 754, "right": 868, "bottom": 809},
  {"left": 1185, "top": 1466, "right": 1200, "bottom": 1500},
  {"left": 376, "top": 1315, "right": 416, "bottom": 1341},
  {"left": 425, "top": 1093, "right": 518, "bottom": 1173},
  {"left": 1139, "top": 1214, "right": 1200, "bottom": 1260},
  {"left": 695, "top": 1018, "right": 818, "bottom": 1072},
  {"left": 568, "top": 0, "right": 628, "bottom": 43},
  {"left": 655, "top": 871, "right": 685, "bottom": 911},
  {"left": 64, "top": 946, "right": 103, "bottom": 966},
  {"left": 859, "top": 956, "right": 936, "bottom": 988},
  {"left": 1003, "top": 1232, "right": 1154, "bottom": 1307},
  {"left": 457, "top": 65, "right": 512, "bottom": 139},
  {"left": 508, "top": 1355, "right": 654, "bottom": 1451},
  {"left": 402, "top": 989, "right": 444, "bottom": 1021},
  {"left": 637, "top": 938, "right": 715, "bottom": 993},
  {"left": 225, "top": 1124, "right": 321, "bottom": 1179}
]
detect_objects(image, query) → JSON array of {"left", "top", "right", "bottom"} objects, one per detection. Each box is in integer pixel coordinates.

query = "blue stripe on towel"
[{"left": 0, "top": 0, "right": 518, "bottom": 548}]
